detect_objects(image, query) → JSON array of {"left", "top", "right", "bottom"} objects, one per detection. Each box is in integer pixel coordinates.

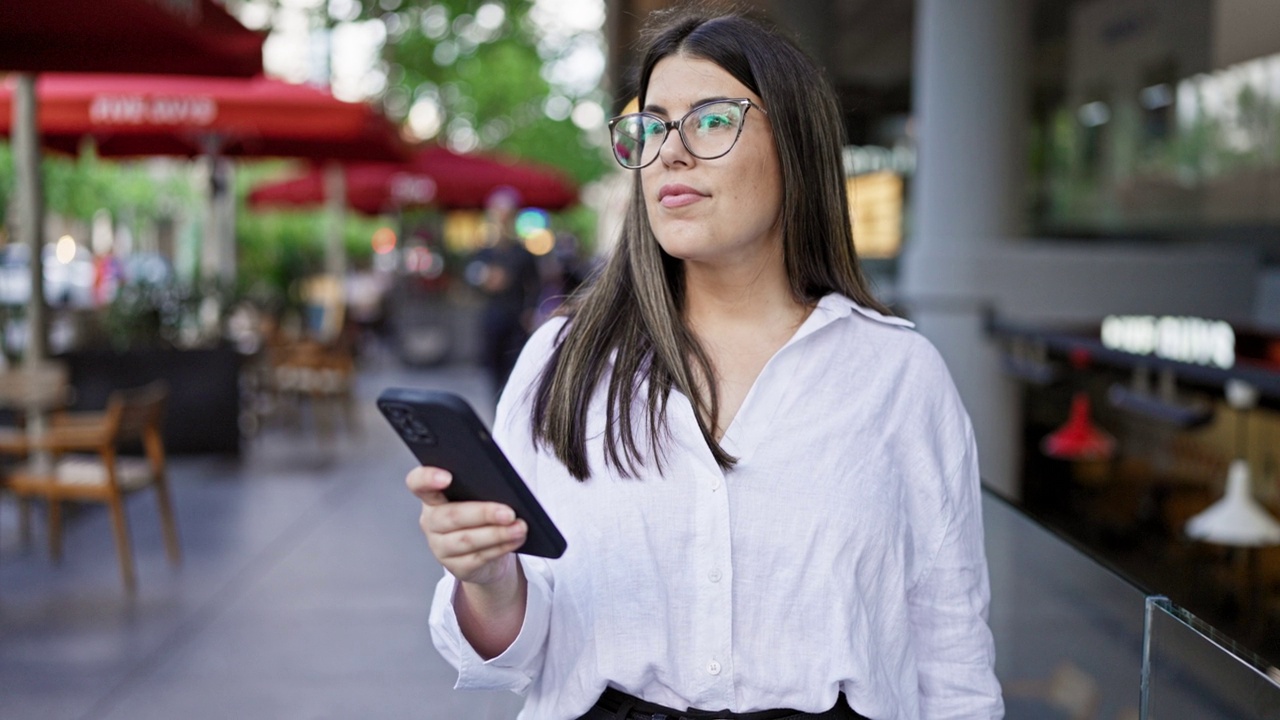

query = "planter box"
[{"left": 59, "top": 346, "right": 242, "bottom": 455}]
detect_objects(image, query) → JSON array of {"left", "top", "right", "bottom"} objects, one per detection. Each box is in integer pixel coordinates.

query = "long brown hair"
[{"left": 532, "top": 6, "right": 888, "bottom": 480}]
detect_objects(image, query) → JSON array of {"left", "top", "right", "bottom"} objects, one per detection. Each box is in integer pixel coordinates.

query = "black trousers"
[
  {"left": 575, "top": 688, "right": 870, "bottom": 720},
  {"left": 478, "top": 306, "right": 527, "bottom": 398}
]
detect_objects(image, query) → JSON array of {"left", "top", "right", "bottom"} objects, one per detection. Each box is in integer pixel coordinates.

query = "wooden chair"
[
  {"left": 0, "top": 360, "right": 72, "bottom": 548},
  {"left": 265, "top": 338, "right": 360, "bottom": 439},
  {"left": 4, "top": 381, "right": 180, "bottom": 592}
]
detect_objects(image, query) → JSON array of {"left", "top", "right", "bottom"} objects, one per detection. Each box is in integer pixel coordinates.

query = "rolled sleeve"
[
  {"left": 428, "top": 556, "right": 555, "bottom": 693},
  {"left": 909, "top": 429, "right": 1005, "bottom": 719}
]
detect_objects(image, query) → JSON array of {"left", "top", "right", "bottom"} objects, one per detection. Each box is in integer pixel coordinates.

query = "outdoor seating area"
[
  {"left": 0, "top": 360, "right": 527, "bottom": 719},
  {"left": 252, "top": 334, "right": 361, "bottom": 441}
]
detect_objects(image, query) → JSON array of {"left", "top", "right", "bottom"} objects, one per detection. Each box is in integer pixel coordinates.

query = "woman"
[{"left": 408, "top": 7, "right": 1004, "bottom": 720}]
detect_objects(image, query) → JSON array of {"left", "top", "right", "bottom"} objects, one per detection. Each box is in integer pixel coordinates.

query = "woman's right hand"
[{"left": 405, "top": 466, "right": 528, "bottom": 586}]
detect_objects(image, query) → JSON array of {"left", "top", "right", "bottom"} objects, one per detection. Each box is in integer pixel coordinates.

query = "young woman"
[{"left": 407, "top": 7, "right": 1004, "bottom": 720}]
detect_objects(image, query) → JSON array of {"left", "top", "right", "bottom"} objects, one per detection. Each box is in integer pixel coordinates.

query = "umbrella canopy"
[
  {"left": 0, "top": 73, "right": 407, "bottom": 162},
  {"left": 247, "top": 144, "right": 578, "bottom": 213},
  {"left": 1, "top": 0, "right": 264, "bottom": 77}
]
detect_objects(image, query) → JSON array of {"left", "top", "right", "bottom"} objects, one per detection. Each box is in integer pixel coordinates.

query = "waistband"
[{"left": 591, "top": 688, "right": 866, "bottom": 720}]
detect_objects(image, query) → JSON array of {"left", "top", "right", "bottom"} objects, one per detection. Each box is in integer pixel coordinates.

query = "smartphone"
[{"left": 378, "top": 387, "right": 567, "bottom": 559}]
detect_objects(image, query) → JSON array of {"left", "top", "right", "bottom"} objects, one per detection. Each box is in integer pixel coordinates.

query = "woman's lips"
[{"left": 658, "top": 184, "right": 708, "bottom": 208}]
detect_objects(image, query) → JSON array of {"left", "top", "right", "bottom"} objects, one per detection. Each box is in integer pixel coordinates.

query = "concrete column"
[
  {"left": 13, "top": 74, "right": 47, "bottom": 364},
  {"left": 899, "top": 0, "right": 1031, "bottom": 500}
]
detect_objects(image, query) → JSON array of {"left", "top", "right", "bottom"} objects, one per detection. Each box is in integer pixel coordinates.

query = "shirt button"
[
  {"left": 708, "top": 568, "right": 722, "bottom": 583},
  {"left": 707, "top": 660, "right": 721, "bottom": 675},
  {"left": 710, "top": 476, "right": 721, "bottom": 491}
]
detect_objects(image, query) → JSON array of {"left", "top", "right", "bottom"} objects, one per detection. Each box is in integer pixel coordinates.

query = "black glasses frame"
[{"left": 607, "top": 98, "right": 767, "bottom": 170}]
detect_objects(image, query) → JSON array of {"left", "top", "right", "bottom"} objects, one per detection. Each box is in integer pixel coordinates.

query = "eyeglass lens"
[{"left": 611, "top": 101, "right": 747, "bottom": 169}]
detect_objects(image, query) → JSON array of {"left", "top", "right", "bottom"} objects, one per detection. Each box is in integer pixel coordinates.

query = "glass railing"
[
  {"left": 982, "top": 490, "right": 1280, "bottom": 719},
  {"left": 1142, "top": 597, "right": 1280, "bottom": 719}
]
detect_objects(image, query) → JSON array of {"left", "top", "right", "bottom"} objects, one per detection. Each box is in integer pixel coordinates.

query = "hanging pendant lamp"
[
  {"left": 1186, "top": 460, "right": 1280, "bottom": 546},
  {"left": 1041, "top": 391, "right": 1117, "bottom": 462}
]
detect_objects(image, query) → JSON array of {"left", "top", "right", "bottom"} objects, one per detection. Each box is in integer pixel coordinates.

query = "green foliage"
[
  {"left": 364, "top": 0, "right": 610, "bottom": 186},
  {"left": 0, "top": 143, "right": 196, "bottom": 230},
  {"left": 234, "top": 161, "right": 387, "bottom": 307},
  {"left": 0, "top": 144, "right": 12, "bottom": 227}
]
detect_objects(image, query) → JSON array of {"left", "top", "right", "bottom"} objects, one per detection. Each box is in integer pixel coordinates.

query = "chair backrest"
[
  {"left": 104, "top": 381, "right": 169, "bottom": 445},
  {"left": 0, "top": 360, "right": 70, "bottom": 410}
]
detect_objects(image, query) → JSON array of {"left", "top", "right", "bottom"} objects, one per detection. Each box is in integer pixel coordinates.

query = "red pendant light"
[{"left": 1042, "top": 391, "right": 1116, "bottom": 462}]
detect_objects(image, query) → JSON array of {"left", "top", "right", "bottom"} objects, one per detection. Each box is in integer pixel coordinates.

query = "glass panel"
[
  {"left": 983, "top": 491, "right": 1148, "bottom": 719},
  {"left": 1030, "top": 0, "right": 1280, "bottom": 236},
  {"left": 1142, "top": 596, "right": 1280, "bottom": 719}
]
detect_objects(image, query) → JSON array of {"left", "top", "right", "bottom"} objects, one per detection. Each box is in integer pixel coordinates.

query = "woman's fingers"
[
  {"left": 405, "top": 465, "right": 525, "bottom": 584},
  {"left": 435, "top": 520, "right": 524, "bottom": 561},
  {"left": 406, "top": 466, "right": 452, "bottom": 505},
  {"left": 423, "top": 498, "right": 516, "bottom": 534},
  {"left": 430, "top": 521, "right": 527, "bottom": 584}
]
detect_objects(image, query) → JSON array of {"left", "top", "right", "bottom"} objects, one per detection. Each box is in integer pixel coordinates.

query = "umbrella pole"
[
  {"left": 201, "top": 149, "right": 219, "bottom": 283},
  {"left": 324, "top": 161, "right": 347, "bottom": 280},
  {"left": 220, "top": 160, "right": 237, "bottom": 287},
  {"left": 201, "top": 137, "right": 236, "bottom": 288},
  {"left": 321, "top": 162, "right": 347, "bottom": 343},
  {"left": 13, "top": 73, "right": 47, "bottom": 365},
  {"left": 13, "top": 73, "right": 53, "bottom": 475}
]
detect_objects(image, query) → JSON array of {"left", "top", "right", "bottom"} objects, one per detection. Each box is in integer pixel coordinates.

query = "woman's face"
[{"left": 640, "top": 54, "right": 783, "bottom": 270}]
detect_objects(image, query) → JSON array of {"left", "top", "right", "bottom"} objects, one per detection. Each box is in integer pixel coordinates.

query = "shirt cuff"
[{"left": 429, "top": 556, "right": 552, "bottom": 692}]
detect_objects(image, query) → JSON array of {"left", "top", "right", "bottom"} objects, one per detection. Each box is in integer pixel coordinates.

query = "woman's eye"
[{"left": 697, "top": 113, "right": 731, "bottom": 130}]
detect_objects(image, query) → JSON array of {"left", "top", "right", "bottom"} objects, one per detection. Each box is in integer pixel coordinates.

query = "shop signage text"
[{"left": 1101, "top": 315, "right": 1235, "bottom": 369}]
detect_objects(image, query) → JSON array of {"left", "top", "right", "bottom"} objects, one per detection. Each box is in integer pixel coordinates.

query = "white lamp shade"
[{"left": 1186, "top": 460, "right": 1280, "bottom": 547}]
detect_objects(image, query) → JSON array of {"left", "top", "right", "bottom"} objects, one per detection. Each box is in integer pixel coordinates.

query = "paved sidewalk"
[{"left": 0, "top": 360, "right": 524, "bottom": 720}]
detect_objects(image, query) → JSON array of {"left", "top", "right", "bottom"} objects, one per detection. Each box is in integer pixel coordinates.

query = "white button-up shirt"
[{"left": 429, "top": 294, "right": 1004, "bottom": 720}]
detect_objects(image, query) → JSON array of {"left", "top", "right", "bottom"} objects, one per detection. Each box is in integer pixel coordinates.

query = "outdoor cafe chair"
[
  {"left": 264, "top": 336, "right": 360, "bottom": 440},
  {"left": 2, "top": 381, "right": 180, "bottom": 593},
  {"left": 0, "top": 359, "right": 72, "bottom": 544}
]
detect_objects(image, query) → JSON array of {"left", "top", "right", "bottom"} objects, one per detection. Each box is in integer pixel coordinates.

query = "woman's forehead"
[{"left": 644, "top": 55, "right": 757, "bottom": 113}]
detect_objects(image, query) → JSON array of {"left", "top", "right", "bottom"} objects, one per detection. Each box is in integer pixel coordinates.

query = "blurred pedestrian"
[
  {"left": 467, "top": 187, "right": 540, "bottom": 397},
  {"left": 408, "top": 6, "right": 1002, "bottom": 720}
]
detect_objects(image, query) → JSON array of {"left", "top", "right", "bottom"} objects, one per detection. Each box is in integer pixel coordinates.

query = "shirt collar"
[
  {"left": 595, "top": 294, "right": 911, "bottom": 367},
  {"left": 788, "top": 293, "right": 914, "bottom": 346}
]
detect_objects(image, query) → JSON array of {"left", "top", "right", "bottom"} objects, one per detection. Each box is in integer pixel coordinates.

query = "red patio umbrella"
[
  {"left": 2, "top": 0, "right": 266, "bottom": 362},
  {"left": 0, "top": 0, "right": 265, "bottom": 77},
  {"left": 0, "top": 73, "right": 406, "bottom": 162},
  {"left": 246, "top": 144, "right": 578, "bottom": 214}
]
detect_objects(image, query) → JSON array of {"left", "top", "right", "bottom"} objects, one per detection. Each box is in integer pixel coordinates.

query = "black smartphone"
[{"left": 378, "top": 387, "right": 566, "bottom": 559}]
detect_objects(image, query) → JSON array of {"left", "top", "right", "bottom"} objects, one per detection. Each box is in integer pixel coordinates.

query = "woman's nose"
[{"left": 657, "top": 126, "right": 693, "bottom": 166}]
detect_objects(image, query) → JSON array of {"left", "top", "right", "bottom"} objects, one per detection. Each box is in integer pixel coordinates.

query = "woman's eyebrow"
[{"left": 642, "top": 96, "right": 736, "bottom": 115}]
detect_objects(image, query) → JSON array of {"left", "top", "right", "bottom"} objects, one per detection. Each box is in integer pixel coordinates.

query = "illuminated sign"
[
  {"left": 1100, "top": 315, "right": 1235, "bottom": 369},
  {"left": 847, "top": 171, "right": 903, "bottom": 259},
  {"left": 842, "top": 144, "right": 916, "bottom": 176}
]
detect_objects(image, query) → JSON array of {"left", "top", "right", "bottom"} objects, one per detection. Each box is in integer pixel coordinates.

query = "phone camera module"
[
  {"left": 407, "top": 417, "right": 437, "bottom": 445},
  {"left": 384, "top": 403, "right": 412, "bottom": 422}
]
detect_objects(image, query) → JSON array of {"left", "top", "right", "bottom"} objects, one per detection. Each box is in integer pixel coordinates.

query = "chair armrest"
[
  {"left": 21, "top": 424, "right": 112, "bottom": 453},
  {"left": 51, "top": 411, "right": 109, "bottom": 429},
  {"left": 0, "top": 427, "right": 31, "bottom": 455}
]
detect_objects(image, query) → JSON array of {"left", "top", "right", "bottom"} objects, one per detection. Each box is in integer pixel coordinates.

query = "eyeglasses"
[{"left": 607, "top": 98, "right": 767, "bottom": 170}]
